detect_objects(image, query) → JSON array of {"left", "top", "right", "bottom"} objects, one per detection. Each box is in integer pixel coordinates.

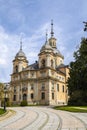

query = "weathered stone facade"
[{"left": 10, "top": 21, "right": 69, "bottom": 105}]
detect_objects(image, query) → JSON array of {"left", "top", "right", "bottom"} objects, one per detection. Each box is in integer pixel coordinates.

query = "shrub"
[
  {"left": 1, "top": 100, "right": 4, "bottom": 107},
  {"left": 20, "top": 100, "right": 28, "bottom": 106},
  {"left": 6, "top": 101, "right": 12, "bottom": 107}
]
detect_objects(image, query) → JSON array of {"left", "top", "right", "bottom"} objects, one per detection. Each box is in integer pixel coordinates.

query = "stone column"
[
  {"left": 53, "top": 59, "right": 55, "bottom": 69},
  {"left": 46, "top": 55, "right": 50, "bottom": 67},
  {"left": 48, "top": 81, "right": 51, "bottom": 105}
]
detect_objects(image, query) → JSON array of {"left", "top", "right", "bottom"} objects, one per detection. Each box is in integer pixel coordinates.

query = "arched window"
[
  {"left": 31, "top": 93, "right": 34, "bottom": 99},
  {"left": 23, "top": 94, "right": 27, "bottom": 101},
  {"left": 15, "top": 65, "right": 18, "bottom": 73},
  {"left": 51, "top": 60, "right": 53, "bottom": 68},
  {"left": 41, "top": 59, "right": 45, "bottom": 67}
]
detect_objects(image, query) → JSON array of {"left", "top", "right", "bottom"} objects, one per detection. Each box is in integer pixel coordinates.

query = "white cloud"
[
  {"left": 0, "top": 23, "right": 50, "bottom": 82},
  {"left": 0, "top": 21, "right": 83, "bottom": 82},
  {"left": 0, "top": 59, "right": 6, "bottom": 65}
]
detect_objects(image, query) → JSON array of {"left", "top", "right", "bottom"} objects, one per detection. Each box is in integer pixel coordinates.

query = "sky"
[{"left": 0, "top": 0, "right": 87, "bottom": 83}]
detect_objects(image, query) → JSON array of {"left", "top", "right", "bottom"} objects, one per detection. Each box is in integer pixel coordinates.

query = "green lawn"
[
  {"left": 0, "top": 108, "right": 6, "bottom": 115},
  {"left": 54, "top": 106, "right": 87, "bottom": 113}
]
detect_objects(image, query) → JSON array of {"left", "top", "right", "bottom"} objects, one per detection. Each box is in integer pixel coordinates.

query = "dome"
[
  {"left": 40, "top": 41, "right": 53, "bottom": 52},
  {"left": 15, "top": 41, "right": 26, "bottom": 59},
  {"left": 15, "top": 49, "right": 26, "bottom": 58},
  {"left": 53, "top": 48, "right": 64, "bottom": 58}
]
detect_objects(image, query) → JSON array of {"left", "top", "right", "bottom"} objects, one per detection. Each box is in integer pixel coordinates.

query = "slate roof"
[{"left": 24, "top": 62, "right": 39, "bottom": 70}]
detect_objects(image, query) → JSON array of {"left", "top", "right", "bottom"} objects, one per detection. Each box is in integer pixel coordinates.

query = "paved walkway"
[{"left": 0, "top": 106, "right": 87, "bottom": 130}]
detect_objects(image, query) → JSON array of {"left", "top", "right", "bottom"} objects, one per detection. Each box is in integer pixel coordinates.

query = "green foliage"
[
  {"left": 67, "top": 38, "right": 87, "bottom": 106},
  {"left": 1, "top": 98, "right": 12, "bottom": 107},
  {"left": 1, "top": 100, "right": 4, "bottom": 107},
  {"left": 6, "top": 101, "right": 12, "bottom": 107},
  {"left": 0, "top": 108, "right": 6, "bottom": 115},
  {"left": 0, "top": 83, "right": 4, "bottom": 99},
  {"left": 20, "top": 100, "right": 28, "bottom": 106}
]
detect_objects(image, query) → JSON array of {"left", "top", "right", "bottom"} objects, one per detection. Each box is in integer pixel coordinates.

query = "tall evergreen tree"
[{"left": 67, "top": 38, "right": 87, "bottom": 106}]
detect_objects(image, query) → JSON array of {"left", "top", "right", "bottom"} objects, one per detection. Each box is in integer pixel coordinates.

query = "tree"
[
  {"left": 67, "top": 38, "right": 87, "bottom": 106},
  {"left": 0, "top": 83, "right": 4, "bottom": 106},
  {"left": 0, "top": 83, "right": 4, "bottom": 98}
]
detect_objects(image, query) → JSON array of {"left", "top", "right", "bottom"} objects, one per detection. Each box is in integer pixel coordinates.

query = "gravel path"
[{"left": 0, "top": 106, "right": 87, "bottom": 130}]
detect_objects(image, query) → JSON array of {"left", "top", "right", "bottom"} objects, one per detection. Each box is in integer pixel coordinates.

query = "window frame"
[
  {"left": 41, "top": 92, "right": 45, "bottom": 100},
  {"left": 52, "top": 93, "right": 54, "bottom": 100},
  {"left": 31, "top": 93, "right": 34, "bottom": 99},
  {"left": 57, "top": 84, "right": 59, "bottom": 91},
  {"left": 62, "top": 85, "right": 64, "bottom": 92}
]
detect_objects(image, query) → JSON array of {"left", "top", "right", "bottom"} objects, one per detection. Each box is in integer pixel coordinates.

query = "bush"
[
  {"left": 6, "top": 101, "right": 12, "bottom": 107},
  {"left": 0, "top": 108, "right": 6, "bottom": 115},
  {"left": 20, "top": 100, "right": 28, "bottom": 106},
  {"left": 1, "top": 100, "right": 4, "bottom": 107}
]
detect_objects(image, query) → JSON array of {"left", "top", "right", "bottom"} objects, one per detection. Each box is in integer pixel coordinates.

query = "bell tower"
[
  {"left": 38, "top": 31, "right": 56, "bottom": 69},
  {"left": 13, "top": 41, "right": 28, "bottom": 73}
]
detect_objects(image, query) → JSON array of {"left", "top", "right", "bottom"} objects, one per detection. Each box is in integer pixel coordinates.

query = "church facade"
[{"left": 10, "top": 21, "right": 69, "bottom": 105}]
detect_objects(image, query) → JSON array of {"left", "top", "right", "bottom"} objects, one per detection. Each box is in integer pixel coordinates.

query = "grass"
[
  {"left": 54, "top": 106, "right": 87, "bottom": 113},
  {"left": 0, "top": 108, "right": 6, "bottom": 115}
]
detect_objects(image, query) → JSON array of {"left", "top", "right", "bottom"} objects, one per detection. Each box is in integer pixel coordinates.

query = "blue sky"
[{"left": 0, "top": 0, "right": 87, "bottom": 82}]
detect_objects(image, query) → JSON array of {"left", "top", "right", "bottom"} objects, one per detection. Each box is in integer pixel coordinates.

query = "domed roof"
[
  {"left": 53, "top": 48, "right": 64, "bottom": 58},
  {"left": 15, "top": 41, "right": 26, "bottom": 59},
  {"left": 40, "top": 41, "right": 53, "bottom": 52},
  {"left": 15, "top": 49, "right": 26, "bottom": 58}
]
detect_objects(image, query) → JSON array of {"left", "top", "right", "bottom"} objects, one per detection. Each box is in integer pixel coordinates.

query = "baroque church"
[{"left": 10, "top": 21, "right": 69, "bottom": 105}]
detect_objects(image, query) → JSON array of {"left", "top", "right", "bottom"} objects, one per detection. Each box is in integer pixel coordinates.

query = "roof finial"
[
  {"left": 20, "top": 41, "right": 22, "bottom": 50},
  {"left": 20, "top": 33, "right": 24, "bottom": 51},
  {"left": 51, "top": 19, "right": 54, "bottom": 37}
]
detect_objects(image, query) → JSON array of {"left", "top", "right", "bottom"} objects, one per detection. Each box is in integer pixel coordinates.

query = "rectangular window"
[
  {"left": 42, "top": 83, "right": 45, "bottom": 90},
  {"left": 31, "top": 84, "right": 34, "bottom": 90},
  {"left": 13, "top": 95, "right": 16, "bottom": 101},
  {"left": 57, "top": 84, "right": 59, "bottom": 91},
  {"left": 62, "top": 85, "right": 64, "bottom": 92},
  {"left": 41, "top": 92, "right": 45, "bottom": 100},
  {"left": 14, "top": 86, "right": 16, "bottom": 93},
  {"left": 52, "top": 93, "right": 54, "bottom": 99},
  {"left": 52, "top": 83, "right": 54, "bottom": 89},
  {"left": 19, "top": 95, "right": 21, "bottom": 100},
  {"left": 31, "top": 93, "right": 34, "bottom": 99}
]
